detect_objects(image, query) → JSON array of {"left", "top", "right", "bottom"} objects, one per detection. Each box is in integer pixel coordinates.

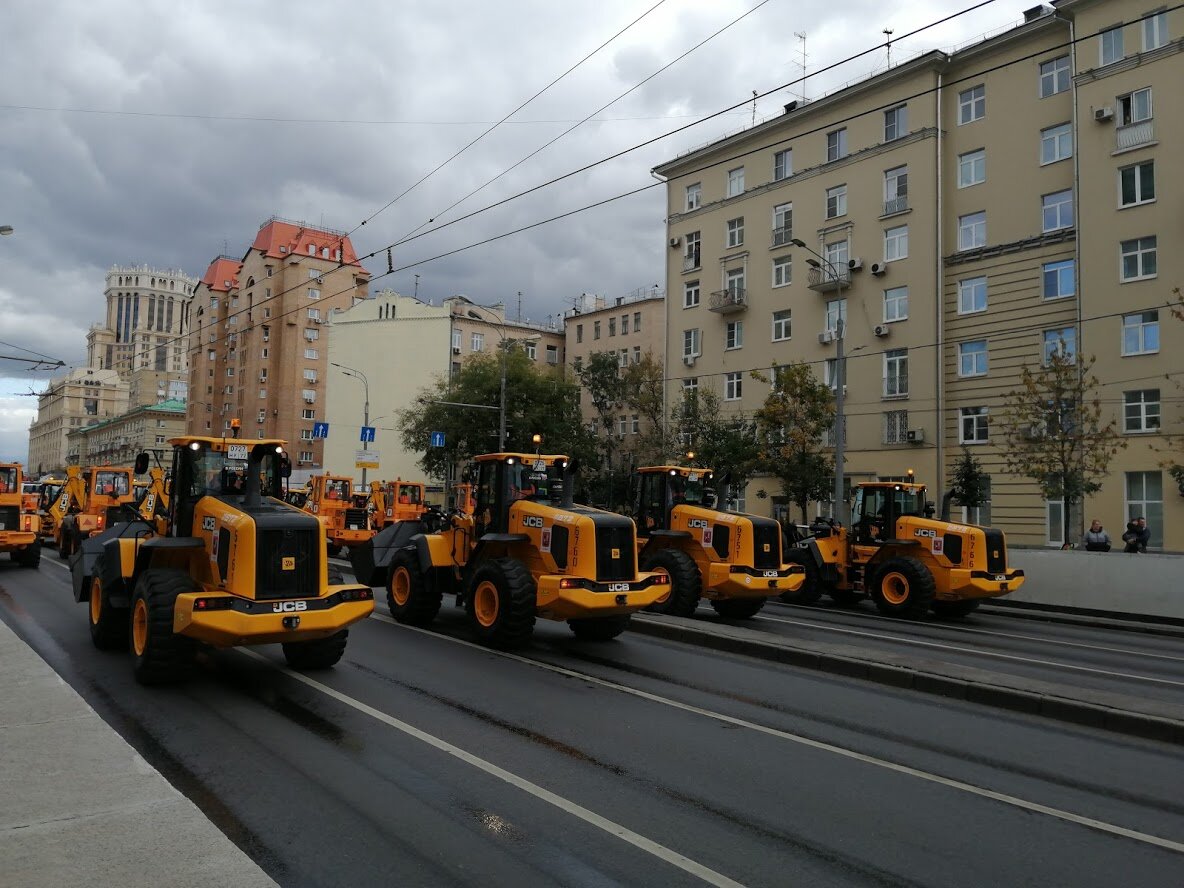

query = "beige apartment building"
[
  {"left": 27, "top": 368, "right": 128, "bottom": 474},
  {"left": 654, "top": 0, "right": 1182, "bottom": 549},
  {"left": 65, "top": 398, "right": 186, "bottom": 466},
  {"left": 185, "top": 217, "right": 371, "bottom": 469}
]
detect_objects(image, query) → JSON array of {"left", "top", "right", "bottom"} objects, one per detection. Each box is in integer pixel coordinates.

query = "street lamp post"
[
  {"left": 792, "top": 238, "right": 849, "bottom": 526},
  {"left": 331, "top": 362, "right": 370, "bottom": 486}
]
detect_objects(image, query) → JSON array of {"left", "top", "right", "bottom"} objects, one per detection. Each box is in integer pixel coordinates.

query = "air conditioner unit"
[
  {"left": 313, "top": 318, "right": 323, "bottom": 324},
  {"left": 873, "top": 324, "right": 891, "bottom": 338},
  {"left": 870, "top": 262, "right": 888, "bottom": 276},
  {"left": 304, "top": 397, "right": 315, "bottom": 403},
  {"left": 847, "top": 258, "right": 863, "bottom": 271},
  {"left": 259, "top": 375, "right": 267, "bottom": 383},
  {"left": 1022, "top": 424, "right": 1042, "bottom": 440},
  {"left": 683, "top": 355, "right": 697, "bottom": 367},
  {"left": 452, "top": 346, "right": 461, "bottom": 355},
  {"left": 906, "top": 428, "right": 925, "bottom": 444},
  {"left": 818, "top": 330, "right": 836, "bottom": 345},
  {"left": 1094, "top": 106, "right": 1114, "bottom": 122},
  {"left": 669, "top": 236, "right": 681, "bottom": 248}
]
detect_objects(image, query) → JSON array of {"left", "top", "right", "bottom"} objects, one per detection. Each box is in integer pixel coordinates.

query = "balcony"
[
  {"left": 771, "top": 226, "right": 793, "bottom": 247},
  {"left": 882, "top": 196, "right": 909, "bottom": 216},
  {"left": 1116, "top": 120, "right": 1154, "bottom": 152},
  {"left": 682, "top": 252, "right": 701, "bottom": 272},
  {"left": 807, "top": 265, "right": 851, "bottom": 293},
  {"left": 709, "top": 288, "right": 747, "bottom": 314}
]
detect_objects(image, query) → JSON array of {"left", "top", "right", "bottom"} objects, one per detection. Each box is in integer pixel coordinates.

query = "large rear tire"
[
  {"left": 778, "top": 548, "right": 823, "bottom": 605},
  {"left": 386, "top": 551, "right": 442, "bottom": 626},
  {"left": 57, "top": 522, "right": 74, "bottom": 559},
  {"left": 932, "top": 599, "right": 980, "bottom": 619},
  {"left": 465, "top": 558, "right": 536, "bottom": 649},
  {"left": 641, "top": 548, "right": 701, "bottom": 617},
  {"left": 710, "top": 597, "right": 766, "bottom": 619},
  {"left": 88, "top": 556, "right": 129, "bottom": 650},
  {"left": 870, "top": 556, "right": 935, "bottom": 619},
  {"left": 14, "top": 541, "right": 41, "bottom": 569},
  {"left": 130, "top": 569, "right": 198, "bottom": 685},
  {"left": 283, "top": 630, "right": 349, "bottom": 669},
  {"left": 568, "top": 615, "right": 631, "bottom": 641}
]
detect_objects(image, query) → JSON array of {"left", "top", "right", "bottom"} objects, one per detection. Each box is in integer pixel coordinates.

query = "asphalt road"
[{"left": 3, "top": 557, "right": 1184, "bottom": 887}]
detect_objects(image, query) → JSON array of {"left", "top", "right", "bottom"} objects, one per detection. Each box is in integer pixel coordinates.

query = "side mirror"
[
  {"left": 924, "top": 500, "right": 936, "bottom": 518},
  {"left": 134, "top": 452, "right": 149, "bottom": 475},
  {"left": 281, "top": 455, "right": 292, "bottom": 478}
]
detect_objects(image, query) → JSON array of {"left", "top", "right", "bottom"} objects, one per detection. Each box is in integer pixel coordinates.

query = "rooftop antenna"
[
  {"left": 517, "top": 290, "right": 522, "bottom": 321},
  {"left": 414, "top": 274, "right": 420, "bottom": 299},
  {"left": 883, "top": 28, "right": 894, "bottom": 67},
  {"left": 751, "top": 90, "right": 758, "bottom": 127},
  {"left": 793, "top": 32, "right": 808, "bottom": 102}
]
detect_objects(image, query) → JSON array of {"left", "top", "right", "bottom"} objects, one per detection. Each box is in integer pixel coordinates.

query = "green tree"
[
  {"left": 947, "top": 447, "right": 990, "bottom": 520},
  {"left": 1158, "top": 288, "right": 1184, "bottom": 494},
  {"left": 620, "top": 351, "right": 676, "bottom": 466},
  {"left": 672, "top": 388, "right": 761, "bottom": 509},
  {"left": 752, "top": 363, "right": 836, "bottom": 522},
  {"left": 576, "top": 351, "right": 628, "bottom": 507},
  {"left": 998, "top": 351, "right": 1125, "bottom": 544}
]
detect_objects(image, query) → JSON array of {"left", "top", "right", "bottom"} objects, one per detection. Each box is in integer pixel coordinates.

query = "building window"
[
  {"left": 632, "top": 414, "right": 640, "bottom": 434},
  {"left": 470, "top": 332, "right": 484, "bottom": 351},
  {"left": 1039, "top": 56, "right": 1070, "bottom": 97},
  {"left": 307, "top": 308, "right": 320, "bottom": 320},
  {"left": 1120, "top": 161, "right": 1155, "bottom": 206},
  {"left": 1125, "top": 472, "right": 1163, "bottom": 548},
  {"left": 525, "top": 342, "right": 537, "bottom": 360},
  {"left": 1100, "top": 25, "right": 1124, "bottom": 65},
  {"left": 634, "top": 311, "right": 641, "bottom": 333},
  {"left": 772, "top": 256, "right": 792, "bottom": 288},
  {"left": 826, "top": 128, "right": 848, "bottom": 162},
  {"left": 1042, "top": 190, "right": 1073, "bottom": 232},
  {"left": 772, "top": 202, "right": 793, "bottom": 245},
  {"left": 632, "top": 345, "right": 640, "bottom": 363},
  {"left": 303, "top": 369, "right": 317, "bottom": 383},
  {"left": 304, "top": 327, "right": 319, "bottom": 341},
  {"left": 1122, "top": 311, "right": 1159, "bottom": 355},
  {"left": 725, "top": 321, "right": 743, "bottom": 350},
  {"left": 772, "top": 309, "right": 792, "bottom": 341},
  {"left": 958, "top": 85, "right": 985, "bottom": 124},
  {"left": 825, "top": 298, "right": 847, "bottom": 333},
  {"left": 884, "top": 349, "right": 908, "bottom": 398},
  {"left": 622, "top": 314, "right": 630, "bottom": 335},
  {"left": 883, "top": 410, "right": 909, "bottom": 445},
  {"left": 299, "top": 451, "right": 314, "bottom": 462},
  {"left": 960, "top": 407, "right": 989, "bottom": 444},
  {"left": 546, "top": 344, "right": 558, "bottom": 365},
  {"left": 308, "top": 287, "right": 321, "bottom": 300},
  {"left": 883, "top": 165, "right": 908, "bottom": 214},
  {"left": 726, "top": 217, "right": 745, "bottom": 248},
  {"left": 883, "top": 286, "right": 908, "bottom": 322},
  {"left": 683, "top": 328, "right": 701, "bottom": 357},
  {"left": 883, "top": 105, "right": 907, "bottom": 141},
  {"left": 1118, "top": 87, "right": 1152, "bottom": 126},
  {"left": 304, "top": 348, "right": 318, "bottom": 359},
  {"left": 725, "top": 268, "right": 745, "bottom": 298},
  {"left": 1040, "top": 123, "right": 1072, "bottom": 165},
  {"left": 884, "top": 225, "right": 908, "bottom": 261},
  {"left": 1144, "top": 11, "right": 1168, "bottom": 50},
  {"left": 959, "top": 340, "right": 988, "bottom": 377},
  {"left": 685, "top": 182, "right": 701, "bottom": 211},
  {"left": 725, "top": 371, "right": 742, "bottom": 401},
  {"left": 683, "top": 280, "right": 700, "bottom": 309},
  {"left": 594, "top": 320, "right": 601, "bottom": 340},
  {"left": 683, "top": 377, "right": 699, "bottom": 397},
  {"left": 1124, "top": 390, "right": 1161, "bottom": 433},
  {"left": 958, "top": 212, "right": 986, "bottom": 250},
  {"left": 958, "top": 276, "right": 987, "bottom": 314},
  {"left": 727, "top": 167, "right": 745, "bottom": 197},
  {"left": 684, "top": 231, "right": 701, "bottom": 270},
  {"left": 618, "top": 349, "right": 628, "bottom": 368},
  {"left": 1042, "top": 327, "right": 1077, "bottom": 364},
  {"left": 259, "top": 389, "right": 267, "bottom": 399},
  {"left": 958, "top": 149, "right": 985, "bottom": 188},
  {"left": 773, "top": 148, "right": 793, "bottom": 181},
  {"left": 609, "top": 317, "right": 617, "bottom": 337},
  {"left": 1120, "top": 236, "right": 1157, "bottom": 281},
  {"left": 1042, "top": 260, "right": 1075, "bottom": 299},
  {"left": 825, "top": 184, "right": 847, "bottom": 219},
  {"left": 302, "top": 408, "right": 315, "bottom": 420},
  {"left": 575, "top": 324, "right": 583, "bottom": 344}
]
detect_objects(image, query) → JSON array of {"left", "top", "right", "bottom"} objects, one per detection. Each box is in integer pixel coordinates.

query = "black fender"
[
  {"left": 638, "top": 529, "right": 692, "bottom": 561},
  {"left": 801, "top": 537, "right": 843, "bottom": 585},
  {"left": 70, "top": 522, "right": 144, "bottom": 604},
  {"left": 350, "top": 520, "right": 423, "bottom": 588},
  {"left": 133, "top": 536, "right": 204, "bottom": 577}
]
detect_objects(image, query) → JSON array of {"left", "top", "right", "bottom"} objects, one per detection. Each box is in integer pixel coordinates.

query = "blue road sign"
[
  {"left": 430, "top": 431, "right": 446, "bottom": 448},
  {"left": 360, "top": 426, "right": 376, "bottom": 443},
  {"left": 312, "top": 422, "right": 329, "bottom": 439}
]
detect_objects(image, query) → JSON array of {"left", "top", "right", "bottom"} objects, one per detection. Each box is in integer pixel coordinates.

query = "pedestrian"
[
  {"left": 1122, "top": 517, "right": 1150, "bottom": 553},
  {"left": 1082, "top": 519, "right": 1111, "bottom": 552}
]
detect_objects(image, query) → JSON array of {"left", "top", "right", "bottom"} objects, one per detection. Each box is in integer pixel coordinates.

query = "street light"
[
  {"left": 330, "top": 361, "right": 370, "bottom": 486},
  {"left": 792, "top": 237, "right": 849, "bottom": 525}
]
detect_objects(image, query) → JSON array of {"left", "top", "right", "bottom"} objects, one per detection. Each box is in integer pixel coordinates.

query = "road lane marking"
[
  {"left": 371, "top": 614, "right": 1184, "bottom": 856},
  {"left": 240, "top": 648, "right": 743, "bottom": 887}
]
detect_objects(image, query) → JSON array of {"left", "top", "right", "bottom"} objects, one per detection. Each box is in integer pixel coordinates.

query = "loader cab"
[
  {"left": 472, "top": 453, "right": 567, "bottom": 537},
  {"left": 634, "top": 466, "right": 716, "bottom": 533},
  {"left": 852, "top": 482, "right": 927, "bottom": 545},
  {"left": 168, "top": 438, "right": 287, "bottom": 536}
]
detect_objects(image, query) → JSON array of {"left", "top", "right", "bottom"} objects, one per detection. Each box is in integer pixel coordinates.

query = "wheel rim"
[
  {"left": 391, "top": 567, "right": 411, "bottom": 606},
  {"left": 473, "top": 580, "right": 499, "bottom": 628},
  {"left": 132, "top": 598, "right": 148, "bottom": 656},
  {"left": 651, "top": 566, "right": 672, "bottom": 604},
  {"left": 881, "top": 571, "right": 910, "bottom": 605},
  {"left": 89, "top": 579, "right": 103, "bottom": 625}
]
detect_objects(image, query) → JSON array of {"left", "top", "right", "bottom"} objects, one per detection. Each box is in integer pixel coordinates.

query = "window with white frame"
[
  {"left": 1124, "top": 390, "right": 1161, "bottom": 433},
  {"left": 304, "top": 348, "right": 318, "bottom": 359},
  {"left": 451, "top": 329, "right": 461, "bottom": 350},
  {"left": 1122, "top": 310, "right": 1159, "bottom": 355},
  {"left": 1120, "top": 236, "right": 1157, "bottom": 281},
  {"left": 632, "top": 414, "right": 640, "bottom": 434},
  {"left": 303, "top": 368, "right": 317, "bottom": 382},
  {"left": 1118, "top": 87, "right": 1152, "bottom": 126},
  {"left": 958, "top": 149, "right": 985, "bottom": 188},
  {"left": 1040, "top": 123, "right": 1072, "bottom": 164},
  {"left": 959, "top": 340, "right": 988, "bottom": 377},
  {"left": 958, "top": 85, "right": 985, "bottom": 124},
  {"left": 259, "top": 389, "right": 267, "bottom": 399},
  {"left": 525, "top": 341, "right": 537, "bottom": 360},
  {"left": 226, "top": 367, "right": 235, "bottom": 377},
  {"left": 618, "top": 415, "right": 628, "bottom": 436},
  {"left": 301, "top": 389, "right": 315, "bottom": 402},
  {"left": 308, "top": 287, "right": 320, "bottom": 300},
  {"left": 774, "top": 148, "right": 793, "bottom": 181},
  {"left": 299, "top": 450, "right": 314, "bottom": 462},
  {"left": 634, "top": 311, "right": 641, "bottom": 332},
  {"left": 307, "top": 308, "right": 320, "bottom": 320},
  {"left": 1100, "top": 25, "right": 1124, "bottom": 65},
  {"left": 884, "top": 165, "right": 908, "bottom": 212},
  {"left": 726, "top": 217, "right": 745, "bottom": 248},
  {"left": 884, "top": 225, "right": 908, "bottom": 261},
  {"left": 1039, "top": 55, "right": 1070, "bottom": 97},
  {"left": 825, "top": 184, "right": 847, "bottom": 219},
  {"left": 632, "top": 345, "right": 640, "bottom": 363},
  {"left": 471, "top": 332, "right": 484, "bottom": 351},
  {"left": 683, "top": 328, "right": 701, "bottom": 357},
  {"left": 727, "top": 167, "right": 745, "bottom": 197},
  {"left": 1042, "top": 327, "right": 1077, "bottom": 364},
  {"left": 884, "top": 286, "right": 908, "bottom": 322},
  {"left": 726, "top": 268, "right": 746, "bottom": 295},
  {"left": 884, "top": 104, "right": 907, "bottom": 141},
  {"left": 302, "top": 408, "right": 315, "bottom": 420},
  {"left": 622, "top": 314, "right": 630, "bottom": 335},
  {"left": 825, "top": 298, "right": 847, "bottom": 333},
  {"left": 826, "top": 128, "right": 848, "bottom": 162},
  {"left": 1042, "top": 190, "right": 1073, "bottom": 232},
  {"left": 883, "top": 410, "right": 909, "bottom": 444},
  {"left": 772, "top": 202, "right": 792, "bottom": 245},
  {"left": 725, "top": 371, "right": 742, "bottom": 401},
  {"left": 1125, "top": 472, "right": 1163, "bottom": 548},
  {"left": 304, "top": 327, "right": 319, "bottom": 341},
  {"left": 725, "top": 321, "right": 743, "bottom": 350},
  {"left": 772, "top": 309, "right": 792, "bottom": 341},
  {"left": 1120, "top": 161, "right": 1155, "bottom": 206},
  {"left": 824, "top": 358, "right": 840, "bottom": 390},
  {"left": 683, "top": 377, "right": 699, "bottom": 397},
  {"left": 958, "top": 276, "right": 987, "bottom": 314},
  {"left": 958, "top": 212, "right": 986, "bottom": 250},
  {"left": 884, "top": 349, "right": 908, "bottom": 397},
  {"left": 1042, "top": 260, "right": 1075, "bottom": 299},
  {"left": 772, "top": 256, "right": 792, "bottom": 287},
  {"left": 300, "top": 429, "right": 313, "bottom": 440},
  {"left": 684, "top": 280, "right": 700, "bottom": 308},
  {"left": 960, "top": 407, "right": 989, "bottom": 443},
  {"left": 825, "top": 239, "right": 849, "bottom": 272},
  {"left": 618, "top": 349, "right": 628, "bottom": 368},
  {"left": 684, "top": 231, "right": 701, "bottom": 269},
  {"left": 685, "top": 182, "right": 701, "bottom": 211},
  {"left": 1144, "top": 11, "right": 1168, "bottom": 50}
]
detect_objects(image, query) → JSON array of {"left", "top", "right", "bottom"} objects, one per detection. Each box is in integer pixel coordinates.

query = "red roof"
[
  {"left": 250, "top": 219, "right": 367, "bottom": 271},
  {"left": 200, "top": 257, "right": 242, "bottom": 293}
]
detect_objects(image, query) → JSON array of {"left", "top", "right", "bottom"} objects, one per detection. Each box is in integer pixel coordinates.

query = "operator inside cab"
[
  {"left": 95, "top": 471, "right": 130, "bottom": 497},
  {"left": 507, "top": 461, "right": 560, "bottom": 504},
  {"left": 668, "top": 473, "right": 711, "bottom": 508},
  {"left": 0, "top": 466, "right": 14, "bottom": 493}
]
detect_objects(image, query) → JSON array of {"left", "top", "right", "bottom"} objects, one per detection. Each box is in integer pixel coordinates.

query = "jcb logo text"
[{"left": 272, "top": 601, "right": 308, "bottom": 613}]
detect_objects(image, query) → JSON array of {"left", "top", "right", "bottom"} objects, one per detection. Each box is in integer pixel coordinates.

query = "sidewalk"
[{"left": 0, "top": 618, "right": 275, "bottom": 888}]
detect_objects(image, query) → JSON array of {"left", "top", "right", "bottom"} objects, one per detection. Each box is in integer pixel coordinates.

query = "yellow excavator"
[{"left": 0, "top": 462, "right": 42, "bottom": 568}]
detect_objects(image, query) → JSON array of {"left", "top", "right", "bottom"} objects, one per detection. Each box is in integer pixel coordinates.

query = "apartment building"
[
  {"left": 185, "top": 217, "right": 371, "bottom": 469},
  {"left": 65, "top": 398, "right": 186, "bottom": 466},
  {"left": 654, "top": 0, "right": 1182, "bottom": 548},
  {"left": 26, "top": 368, "right": 128, "bottom": 474},
  {"left": 445, "top": 296, "right": 565, "bottom": 380}
]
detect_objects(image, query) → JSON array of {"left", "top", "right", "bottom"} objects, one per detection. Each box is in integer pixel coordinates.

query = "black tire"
[
  {"left": 386, "top": 551, "right": 442, "bottom": 626},
  {"left": 283, "top": 630, "right": 349, "bottom": 670},
  {"left": 778, "top": 548, "right": 823, "bottom": 605},
  {"left": 568, "top": 615, "right": 631, "bottom": 641},
  {"left": 14, "top": 541, "right": 41, "bottom": 568},
  {"left": 828, "top": 587, "right": 863, "bottom": 607},
  {"left": 641, "top": 548, "right": 701, "bottom": 617},
  {"left": 130, "top": 569, "right": 198, "bottom": 685},
  {"left": 710, "top": 597, "right": 766, "bottom": 619},
  {"left": 932, "top": 599, "right": 980, "bottom": 619},
  {"left": 88, "top": 555, "right": 128, "bottom": 650},
  {"left": 57, "top": 522, "right": 73, "bottom": 559},
  {"left": 869, "top": 556, "right": 935, "bottom": 619},
  {"left": 465, "top": 558, "right": 536, "bottom": 649},
  {"left": 327, "top": 543, "right": 344, "bottom": 559}
]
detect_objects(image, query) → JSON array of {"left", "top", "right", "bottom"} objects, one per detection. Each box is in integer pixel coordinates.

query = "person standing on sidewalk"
[
  {"left": 1082, "top": 519, "right": 1112, "bottom": 552},
  {"left": 1123, "top": 516, "right": 1151, "bottom": 553}
]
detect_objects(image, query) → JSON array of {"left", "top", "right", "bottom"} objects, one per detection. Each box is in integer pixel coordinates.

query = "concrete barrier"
[{"left": 1004, "top": 548, "right": 1184, "bottom": 619}]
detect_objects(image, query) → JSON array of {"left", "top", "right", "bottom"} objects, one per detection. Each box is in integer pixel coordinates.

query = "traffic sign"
[
  {"left": 355, "top": 449, "right": 379, "bottom": 470},
  {"left": 312, "top": 422, "right": 329, "bottom": 439},
  {"left": 360, "top": 426, "right": 376, "bottom": 443},
  {"left": 430, "top": 431, "right": 446, "bottom": 448}
]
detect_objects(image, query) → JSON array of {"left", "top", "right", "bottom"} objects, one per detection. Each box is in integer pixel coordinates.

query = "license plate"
[
  {"left": 348, "top": 524, "right": 358, "bottom": 530},
  {"left": 227, "top": 444, "right": 249, "bottom": 460}
]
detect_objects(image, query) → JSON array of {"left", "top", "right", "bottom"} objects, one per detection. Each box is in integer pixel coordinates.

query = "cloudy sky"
[{"left": 0, "top": 0, "right": 1024, "bottom": 461}]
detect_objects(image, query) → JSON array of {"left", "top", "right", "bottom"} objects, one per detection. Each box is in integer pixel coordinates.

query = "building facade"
[
  {"left": 27, "top": 368, "right": 128, "bottom": 474},
  {"left": 654, "top": 0, "right": 1182, "bottom": 549},
  {"left": 65, "top": 398, "right": 187, "bottom": 467}
]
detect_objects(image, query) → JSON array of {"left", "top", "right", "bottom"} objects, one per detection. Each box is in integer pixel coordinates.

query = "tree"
[
  {"left": 577, "top": 351, "right": 628, "bottom": 507},
  {"left": 998, "top": 351, "right": 1125, "bottom": 544},
  {"left": 672, "top": 388, "right": 761, "bottom": 509},
  {"left": 1158, "top": 287, "right": 1184, "bottom": 495},
  {"left": 620, "top": 351, "right": 676, "bottom": 466},
  {"left": 752, "top": 363, "right": 836, "bottom": 522},
  {"left": 947, "top": 447, "right": 990, "bottom": 521}
]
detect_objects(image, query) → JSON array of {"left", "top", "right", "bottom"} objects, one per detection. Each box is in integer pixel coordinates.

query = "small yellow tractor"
[
  {"left": 70, "top": 437, "right": 374, "bottom": 684},
  {"left": 784, "top": 477, "right": 1025, "bottom": 618},
  {"left": 301, "top": 473, "right": 373, "bottom": 557},
  {"left": 0, "top": 463, "right": 42, "bottom": 568},
  {"left": 351, "top": 451, "right": 670, "bottom": 648},
  {"left": 368, "top": 478, "right": 428, "bottom": 530},
  {"left": 46, "top": 465, "right": 138, "bottom": 558},
  {"left": 633, "top": 465, "right": 805, "bottom": 618}
]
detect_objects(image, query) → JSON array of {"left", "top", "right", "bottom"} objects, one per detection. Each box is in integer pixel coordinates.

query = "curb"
[
  {"left": 629, "top": 616, "right": 1184, "bottom": 746},
  {"left": 977, "top": 602, "right": 1184, "bottom": 638}
]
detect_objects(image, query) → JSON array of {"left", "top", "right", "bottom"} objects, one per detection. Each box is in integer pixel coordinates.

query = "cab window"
[
  {"left": 0, "top": 467, "right": 17, "bottom": 493},
  {"left": 95, "top": 471, "right": 130, "bottom": 496}
]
